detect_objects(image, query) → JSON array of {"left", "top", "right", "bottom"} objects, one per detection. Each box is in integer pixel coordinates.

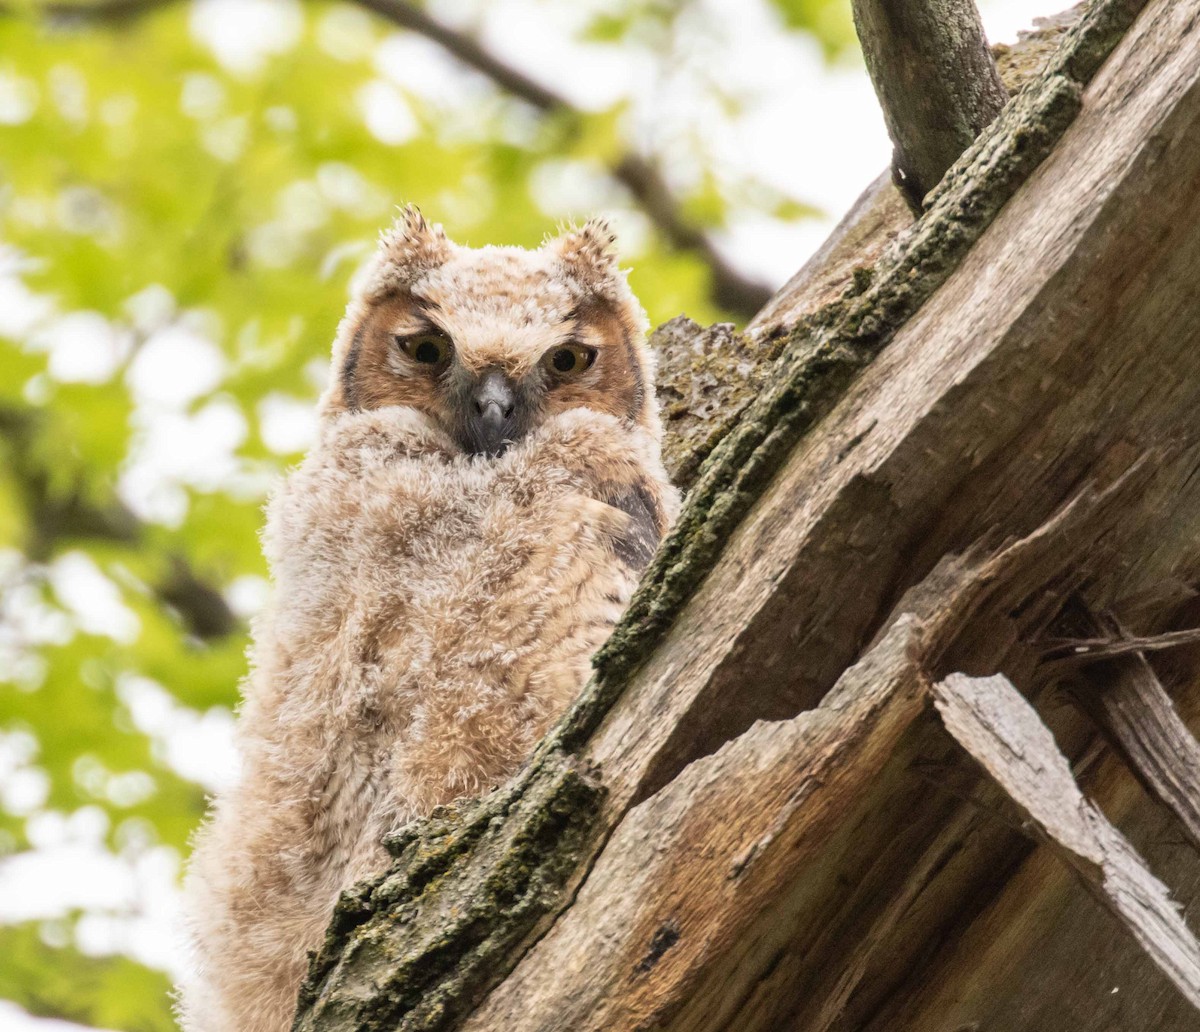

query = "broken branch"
[{"left": 934, "top": 671, "right": 1200, "bottom": 1011}]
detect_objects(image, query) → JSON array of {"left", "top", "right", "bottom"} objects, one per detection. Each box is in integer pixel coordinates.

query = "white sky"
[{"left": 1, "top": 1, "right": 1053, "bottom": 1028}]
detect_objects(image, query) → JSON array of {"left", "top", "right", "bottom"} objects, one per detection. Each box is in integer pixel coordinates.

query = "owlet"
[{"left": 178, "top": 208, "right": 679, "bottom": 1032}]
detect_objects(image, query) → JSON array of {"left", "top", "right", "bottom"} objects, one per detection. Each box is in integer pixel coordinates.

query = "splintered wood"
[
  {"left": 933, "top": 672, "right": 1200, "bottom": 1011},
  {"left": 297, "top": 0, "right": 1200, "bottom": 1028},
  {"left": 1061, "top": 611, "right": 1200, "bottom": 853},
  {"left": 1074, "top": 653, "right": 1200, "bottom": 853}
]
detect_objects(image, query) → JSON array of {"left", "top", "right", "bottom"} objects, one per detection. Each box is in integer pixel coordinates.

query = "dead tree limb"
[
  {"left": 1063, "top": 609, "right": 1200, "bottom": 853},
  {"left": 666, "top": 7, "right": 1106, "bottom": 482},
  {"left": 294, "top": 1, "right": 1200, "bottom": 1028},
  {"left": 934, "top": 671, "right": 1200, "bottom": 1010},
  {"left": 1045, "top": 626, "right": 1200, "bottom": 664},
  {"left": 851, "top": 0, "right": 1009, "bottom": 207},
  {"left": 747, "top": 3, "right": 1095, "bottom": 338}
]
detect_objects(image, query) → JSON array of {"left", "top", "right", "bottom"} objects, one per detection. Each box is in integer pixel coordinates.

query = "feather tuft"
[{"left": 362, "top": 204, "right": 454, "bottom": 299}]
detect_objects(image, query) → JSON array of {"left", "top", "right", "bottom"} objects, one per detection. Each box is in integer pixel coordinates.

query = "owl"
[{"left": 178, "top": 208, "right": 679, "bottom": 1032}]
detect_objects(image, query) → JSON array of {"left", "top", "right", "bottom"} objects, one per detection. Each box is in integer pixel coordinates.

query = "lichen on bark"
[
  {"left": 652, "top": 317, "right": 778, "bottom": 488},
  {"left": 588, "top": 0, "right": 1151, "bottom": 703},
  {"left": 585, "top": 69, "right": 1089, "bottom": 707}
]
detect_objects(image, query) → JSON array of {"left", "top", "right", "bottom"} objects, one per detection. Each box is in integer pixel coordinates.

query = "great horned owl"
[{"left": 178, "top": 209, "right": 679, "bottom": 1032}]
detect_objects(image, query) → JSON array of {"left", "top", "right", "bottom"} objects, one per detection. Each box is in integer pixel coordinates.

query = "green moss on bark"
[
  {"left": 578, "top": 0, "right": 1146, "bottom": 722},
  {"left": 294, "top": 757, "right": 604, "bottom": 1032}
]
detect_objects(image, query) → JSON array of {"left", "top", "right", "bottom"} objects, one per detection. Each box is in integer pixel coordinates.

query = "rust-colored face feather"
[{"left": 325, "top": 207, "right": 657, "bottom": 456}]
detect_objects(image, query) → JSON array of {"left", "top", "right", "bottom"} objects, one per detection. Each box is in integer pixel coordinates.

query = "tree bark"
[
  {"left": 851, "top": 0, "right": 1008, "bottom": 207},
  {"left": 295, "top": 0, "right": 1200, "bottom": 1029}
]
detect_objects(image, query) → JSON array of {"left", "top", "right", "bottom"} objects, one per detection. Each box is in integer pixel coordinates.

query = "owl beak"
[{"left": 463, "top": 369, "right": 518, "bottom": 457}]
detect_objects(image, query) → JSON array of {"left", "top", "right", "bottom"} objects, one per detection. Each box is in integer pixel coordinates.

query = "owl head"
[{"left": 323, "top": 206, "right": 660, "bottom": 457}]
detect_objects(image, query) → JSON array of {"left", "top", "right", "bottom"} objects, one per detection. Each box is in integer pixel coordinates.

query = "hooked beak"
[{"left": 462, "top": 369, "right": 518, "bottom": 457}]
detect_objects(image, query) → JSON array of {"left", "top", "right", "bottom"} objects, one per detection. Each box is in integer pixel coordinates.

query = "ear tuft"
[
  {"left": 362, "top": 204, "right": 453, "bottom": 299},
  {"left": 547, "top": 217, "right": 624, "bottom": 299}
]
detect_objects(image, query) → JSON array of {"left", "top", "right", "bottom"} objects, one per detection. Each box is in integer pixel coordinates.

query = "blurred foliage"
[
  {"left": 773, "top": 0, "right": 857, "bottom": 56},
  {"left": 0, "top": 921, "right": 174, "bottom": 1032},
  {"left": 0, "top": 0, "right": 851, "bottom": 1027},
  {"left": 585, "top": 0, "right": 856, "bottom": 59}
]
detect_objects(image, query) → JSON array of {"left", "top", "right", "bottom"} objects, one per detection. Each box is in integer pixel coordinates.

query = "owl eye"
[
  {"left": 396, "top": 332, "right": 452, "bottom": 367},
  {"left": 543, "top": 344, "right": 597, "bottom": 377}
]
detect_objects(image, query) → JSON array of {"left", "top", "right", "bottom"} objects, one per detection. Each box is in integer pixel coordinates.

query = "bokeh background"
[{"left": 0, "top": 1, "right": 1047, "bottom": 1028}]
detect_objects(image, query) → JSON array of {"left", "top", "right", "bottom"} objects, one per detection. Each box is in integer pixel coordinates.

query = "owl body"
[{"left": 180, "top": 212, "right": 678, "bottom": 1032}]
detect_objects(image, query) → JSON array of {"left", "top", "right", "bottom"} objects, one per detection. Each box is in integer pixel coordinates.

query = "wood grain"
[{"left": 934, "top": 671, "right": 1200, "bottom": 1010}]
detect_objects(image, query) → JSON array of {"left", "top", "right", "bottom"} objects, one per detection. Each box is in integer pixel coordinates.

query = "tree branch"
[
  {"left": 851, "top": 0, "right": 1009, "bottom": 208},
  {"left": 8, "top": 0, "right": 774, "bottom": 319},
  {"left": 934, "top": 671, "right": 1200, "bottom": 1011},
  {"left": 352, "top": 0, "right": 564, "bottom": 112},
  {"left": 0, "top": 406, "right": 238, "bottom": 640},
  {"left": 353, "top": 0, "right": 774, "bottom": 315},
  {"left": 296, "top": 2, "right": 1191, "bottom": 1025}
]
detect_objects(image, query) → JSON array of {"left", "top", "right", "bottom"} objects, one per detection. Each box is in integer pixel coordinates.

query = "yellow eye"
[
  {"left": 397, "top": 333, "right": 451, "bottom": 367},
  {"left": 544, "top": 344, "right": 597, "bottom": 377}
]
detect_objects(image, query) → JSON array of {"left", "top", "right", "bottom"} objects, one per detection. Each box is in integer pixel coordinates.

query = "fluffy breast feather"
[{"left": 180, "top": 404, "right": 678, "bottom": 1032}]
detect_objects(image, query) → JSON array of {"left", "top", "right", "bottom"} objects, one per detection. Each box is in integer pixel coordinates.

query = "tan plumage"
[{"left": 178, "top": 209, "right": 679, "bottom": 1032}]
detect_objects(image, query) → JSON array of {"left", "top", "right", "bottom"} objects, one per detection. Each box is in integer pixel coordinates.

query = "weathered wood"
[
  {"left": 1046, "top": 625, "right": 1200, "bottom": 664},
  {"left": 663, "top": 12, "right": 1097, "bottom": 478},
  {"left": 651, "top": 317, "right": 772, "bottom": 487},
  {"left": 851, "top": 0, "right": 1008, "bottom": 206},
  {"left": 1065, "top": 611, "right": 1200, "bottom": 853},
  {"left": 583, "top": 0, "right": 1185, "bottom": 826},
  {"left": 933, "top": 671, "right": 1200, "bottom": 1010},
  {"left": 854, "top": 689, "right": 1200, "bottom": 1032},
  {"left": 463, "top": 615, "right": 931, "bottom": 1032},
  {"left": 462, "top": 488, "right": 1147, "bottom": 1032},
  {"left": 746, "top": 4, "right": 1086, "bottom": 339},
  {"left": 474, "top": 0, "right": 1200, "bottom": 1023},
  {"left": 1083, "top": 659, "right": 1200, "bottom": 849}
]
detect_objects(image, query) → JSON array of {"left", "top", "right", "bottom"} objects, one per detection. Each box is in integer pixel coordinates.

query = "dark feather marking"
[
  {"left": 625, "top": 328, "right": 645, "bottom": 422},
  {"left": 341, "top": 325, "right": 365, "bottom": 411},
  {"left": 607, "top": 480, "right": 662, "bottom": 571},
  {"left": 412, "top": 304, "right": 448, "bottom": 336}
]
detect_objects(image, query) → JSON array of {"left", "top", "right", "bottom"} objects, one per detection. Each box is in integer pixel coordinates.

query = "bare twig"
[
  {"left": 851, "top": 0, "right": 1009, "bottom": 208},
  {"left": 1043, "top": 626, "right": 1200, "bottom": 664},
  {"left": 7, "top": 0, "right": 774, "bottom": 318}
]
